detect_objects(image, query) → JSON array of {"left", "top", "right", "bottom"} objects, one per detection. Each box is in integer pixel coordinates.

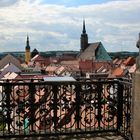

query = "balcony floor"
[{"left": 0, "top": 133, "right": 125, "bottom": 140}]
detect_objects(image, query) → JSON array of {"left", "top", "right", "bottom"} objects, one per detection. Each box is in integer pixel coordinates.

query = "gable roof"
[
  {"left": 31, "top": 54, "right": 46, "bottom": 62},
  {"left": 0, "top": 63, "right": 21, "bottom": 79},
  {"left": 32, "top": 48, "right": 39, "bottom": 53},
  {"left": 0, "top": 54, "right": 22, "bottom": 70},
  {"left": 0, "top": 63, "right": 21, "bottom": 72},
  {"left": 78, "top": 42, "right": 100, "bottom": 60}
]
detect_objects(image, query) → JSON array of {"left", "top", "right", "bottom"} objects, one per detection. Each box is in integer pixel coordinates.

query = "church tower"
[
  {"left": 80, "top": 20, "right": 88, "bottom": 52},
  {"left": 25, "top": 35, "right": 31, "bottom": 63}
]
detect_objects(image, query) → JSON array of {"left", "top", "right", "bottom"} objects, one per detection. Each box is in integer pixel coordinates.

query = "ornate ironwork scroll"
[{"left": 0, "top": 79, "right": 132, "bottom": 139}]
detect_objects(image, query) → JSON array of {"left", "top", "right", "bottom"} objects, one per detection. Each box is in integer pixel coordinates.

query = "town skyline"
[{"left": 0, "top": 0, "right": 139, "bottom": 52}]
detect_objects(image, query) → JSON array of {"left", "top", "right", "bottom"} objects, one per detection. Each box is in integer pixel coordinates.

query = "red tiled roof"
[
  {"left": 60, "top": 60, "right": 79, "bottom": 68},
  {"left": 31, "top": 54, "right": 46, "bottom": 62},
  {"left": 112, "top": 67, "right": 124, "bottom": 77},
  {"left": 79, "top": 60, "right": 112, "bottom": 72},
  {"left": 122, "top": 57, "right": 135, "bottom": 66}
]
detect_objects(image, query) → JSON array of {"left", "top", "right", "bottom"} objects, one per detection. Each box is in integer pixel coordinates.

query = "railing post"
[
  {"left": 132, "top": 70, "right": 140, "bottom": 140},
  {"left": 117, "top": 82, "right": 124, "bottom": 130},
  {"left": 52, "top": 85, "right": 58, "bottom": 131},
  {"left": 5, "top": 80, "right": 12, "bottom": 134},
  {"left": 97, "top": 83, "right": 102, "bottom": 129},
  {"left": 28, "top": 79, "right": 36, "bottom": 132},
  {"left": 75, "top": 84, "right": 81, "bottom": 129}
]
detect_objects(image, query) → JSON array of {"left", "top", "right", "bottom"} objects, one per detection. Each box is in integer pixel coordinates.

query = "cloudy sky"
[{"left": 0, "top": 0, "right": 139, "bottom": 52}]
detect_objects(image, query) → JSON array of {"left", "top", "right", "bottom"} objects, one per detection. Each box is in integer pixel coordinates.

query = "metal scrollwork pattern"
[{"left": 0, "top": 79, "right": 132, "bottom": 139}]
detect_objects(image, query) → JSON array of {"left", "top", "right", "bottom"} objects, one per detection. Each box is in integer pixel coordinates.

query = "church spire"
[
  {"left": 82, "top": 20, "right": 86, "bottom": 34},
  {"left": 26, "top": 35, "right": 30, "bottom": 50},
  {"left": 80, "top": 19, "right": 88, "bottom": 52},
  {"left": 25, "top": 35, "right": 31, "bottom": 63}
]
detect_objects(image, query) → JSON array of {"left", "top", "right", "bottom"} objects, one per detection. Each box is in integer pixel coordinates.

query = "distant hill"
[
  {"left": 108, "top": 51, "right": 138, "bottom": 59},
  {"left": 0, "top": 51, "right": 138, "bottom": 61},
  {"left": 0, "top": 51, "right": 79, "bottom": 62},
  {"left": 40, "top": 50, "right": 79, "bottom": 58}
]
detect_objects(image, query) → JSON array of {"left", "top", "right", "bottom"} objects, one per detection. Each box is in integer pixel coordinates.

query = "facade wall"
[{"left": 79, "top": 60, "right": 112, "bottom": 72}]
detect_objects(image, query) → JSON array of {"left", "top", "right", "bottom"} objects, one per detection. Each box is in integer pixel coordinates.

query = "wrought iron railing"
[
  {"left": 0, "top": 79, "right": 132, "bottom": 139},
  {"left": 118, "top": 79, "right": 132, "bottom": 139}
]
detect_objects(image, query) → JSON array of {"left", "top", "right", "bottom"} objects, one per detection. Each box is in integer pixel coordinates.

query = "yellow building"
[{"left": 25, "top": 36, "right": 31, "bottom": 63}]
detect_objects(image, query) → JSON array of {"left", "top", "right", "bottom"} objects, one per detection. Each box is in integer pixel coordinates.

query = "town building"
[
  {"left": 78, "top": 20, "right": 112, "bottom": 75},
  {"left": 79, "top": 20, "right": 111, "bottom": 61}
]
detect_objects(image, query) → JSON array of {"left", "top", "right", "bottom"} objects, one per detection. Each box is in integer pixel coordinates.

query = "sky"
[{"left": 0, "top": 0, "right": 139, "bottom": 52}]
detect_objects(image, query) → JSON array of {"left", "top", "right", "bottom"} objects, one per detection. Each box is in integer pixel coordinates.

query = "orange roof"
[
  {"left": 46, "top": 65, "right": 59, "bottom": 72},
  {"left": 122, "top": 57, "right": 135, "bottom": 66},
  {"left": 112, "top": 67, "right": 124, "bottom": 77}
]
